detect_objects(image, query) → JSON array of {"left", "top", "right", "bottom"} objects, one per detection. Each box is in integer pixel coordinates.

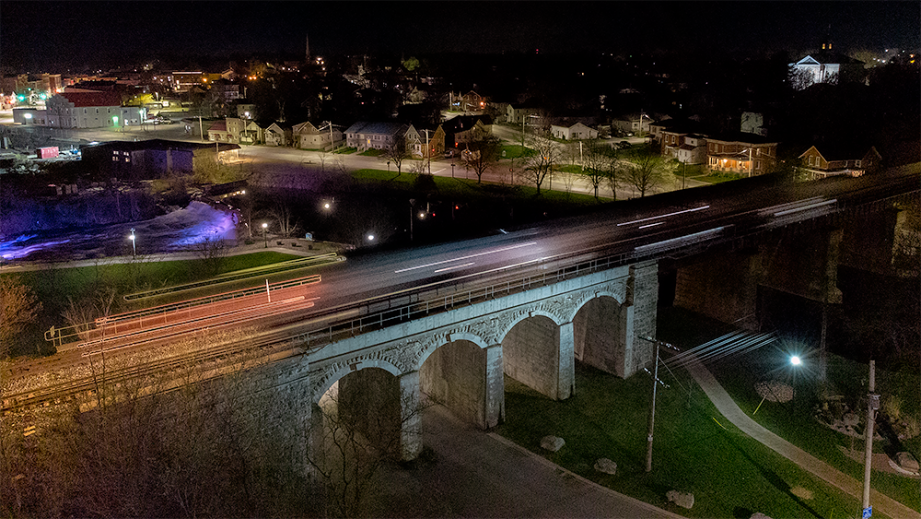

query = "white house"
[
  {"left": 36, "top": 91, "right": 143, "bottom": 129},
  {"left": 292, "top": 121, "right": 343, "bottom": 150},
  {"left": 550, "top": 122, "right": 598, "bottom": 140},
  {"left": 344, "top": 121, "right": 408, "bottom": 151}
]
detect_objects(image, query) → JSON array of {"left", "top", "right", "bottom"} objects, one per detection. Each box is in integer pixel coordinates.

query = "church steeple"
[{"left": 821, "top": 25, "right": 832, "bottom": 51}]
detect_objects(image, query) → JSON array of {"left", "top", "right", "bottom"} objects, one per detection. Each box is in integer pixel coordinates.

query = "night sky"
[{"left": 2, "top": 1, "right": 920, "bottom": 71}]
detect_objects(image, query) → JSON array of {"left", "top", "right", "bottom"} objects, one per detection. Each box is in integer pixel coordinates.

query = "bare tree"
[
  {"left": 0, "top": 276, "right": 42, "bottom": 357},
  {"left": 518, "top": 130, "right": 559, "bottom": 194},
  {"left": 384, "top": 134, "right": 409, "bottom": 174},
  {"left": 622, "top": 148, "right": 670, "bottom": 198},
  {"left": 466, "top": 136, "right": 502, "bottom": 184},
  {"left": 266, "top": 203, "right": 301, "bottom": 238},
  {"left": 581, "top": 139, "right": 616, "bottom": 200},
  {"left": 309, "top": 379, "right": 429, "bottom": 518}
]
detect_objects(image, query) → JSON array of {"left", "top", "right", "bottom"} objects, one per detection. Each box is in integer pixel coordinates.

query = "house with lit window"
[
  {"left": 655, "top": 119, "right": 708, "bottom": 164},
  {"left": 506, "top": 103, "right": 543, "bottom": 125},
  {"left": 442, "top": 115, "right": 492, "bottom": 151},
  {"left": 788, "top": 47, "right": 866, "bottom": 90},
  {"left": 29, "top": 92, "right": 142, "bottom": 129},
  {"left": 706, "top": 133, "right": 778, "bottom": 176},
  {"left": 797, "top": 144, "right": 881, "bottom": 179},
  {"left": 403, "top": 124, "right": 445, "bottom": 159},
  {"left": 82, "top": 139, "right": 240, "bottom": 181}
]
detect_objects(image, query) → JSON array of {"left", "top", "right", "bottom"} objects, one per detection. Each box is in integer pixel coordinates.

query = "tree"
[
  {"left": 308, "top": 378, "right": 429, "bottom": 517},
  {"left": 0, "top": 276, "right": 42, "bottom": 357},
  {"left": 580, "top": 139, "right": 616, "bottom": 200},
  {"left": 266, "top": 203, "right": 300, "bottom": 238},
  {"left": 622, "top": 147, "right": 669, "bottom": 198},
  {"left": 384, "top": 134, "right": 409, "bottom": 174},
  {"left": 518, "top": 130, "right": 559, "bottom": 194},
  {"left": 466, "top": 137, "right": 502, "bottom": 184}
]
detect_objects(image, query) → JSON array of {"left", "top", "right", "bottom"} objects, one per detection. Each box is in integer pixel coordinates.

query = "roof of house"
[
  {"left": 706, "top": 132, "right": 778, "bottom": 145},
  {"left": 59, "top": 91, "right": 123, "bottom": 107},
  {"left": 344, "top": 121, "right": 407, "bottom": 136},
  {"left": 799, "top": 142, "right": 879, "bottom": 162},
  {"left": 442, "top": 115, "right": 492, "bottom": 133},
  {"left": 208, "top": 121, "right": 227, "bottom": 132}
]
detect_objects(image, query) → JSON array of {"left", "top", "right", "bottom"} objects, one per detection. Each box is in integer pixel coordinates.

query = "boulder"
[
  {"left": 895, "top": 451, "right": 920, "bottom": 473},
  {"left": 666, "top": 490, "right": 694, "bottom": 509},
  {"left": 594, "top": 458, "right": 617, "bottom": 475},
  {"left": 540, "top": 435, "right": 565, "bottom": 452}
]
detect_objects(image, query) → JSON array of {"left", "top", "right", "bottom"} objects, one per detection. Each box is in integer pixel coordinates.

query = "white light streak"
[
  {"left": 634, "top": 227, "right": 725, "bottom": 251},
  {"left": 617, "top": 205, "right": 709, "bottom": 227},
  {"left": 434, "top": 262, "right": 475, "bottom": 273},
  {"left": 639, "top": 222, "right": 664, "bottom": 229},
  {"left": 395, "top": 242, "right": 537, "bottom": 273},
  {"left": 773, "top": 199, "right": 836, "bottom": 217}
]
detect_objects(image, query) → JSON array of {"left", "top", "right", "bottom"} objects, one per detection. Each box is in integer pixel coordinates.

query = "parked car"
[{"left": 444, "top": 149, "right": 455, "bottom": 158}]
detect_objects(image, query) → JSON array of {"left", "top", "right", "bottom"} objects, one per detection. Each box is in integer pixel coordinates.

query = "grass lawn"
[
  {"left": 556, "top": 164, "right": 583, "bottom": 174},
  {"left": 498, "top": 363, "right": 869, "bottom": 518},
  {"left": 359, "top": 149, "right": 385, "bottom": 157},
  {"left": 334, "top": 147, "right": 357, "bottom": 154},
  {"left": 500, "top": 145, "right": 536, "bottom": 159},
  {"left": 657, "top": 307, "right": 921, "bottom": 513},
  {"left": 351, "top": 168, "right": 601, "bottom": 206},
  {"left": 698, "top": 172, "right": 743, "bottom": 184}
]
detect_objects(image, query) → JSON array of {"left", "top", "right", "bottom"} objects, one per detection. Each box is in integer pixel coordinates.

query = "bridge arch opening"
[
  {"left": 313, "top": 367, "right": 403, "bottom": 465},
  {"left": 420, "top": 338, "right": 496, "bottom": 429},
  {"left": 573, "top": 295, "right": 631, "bottom": 378},
  {"left": 502, "top": 314, "right": 572, "bottom": 400}
]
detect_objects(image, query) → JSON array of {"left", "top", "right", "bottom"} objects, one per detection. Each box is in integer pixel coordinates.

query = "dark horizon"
[{"left": 2, "top": 1, "right": 920, "bottom": 72}]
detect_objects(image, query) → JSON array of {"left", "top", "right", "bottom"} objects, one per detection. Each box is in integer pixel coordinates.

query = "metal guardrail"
[
  {"left": 46, "top": 275, "right": 321, "bottom": 346},
  {"left": 123, "top": 253, "right": 337, "bottom": 301}
]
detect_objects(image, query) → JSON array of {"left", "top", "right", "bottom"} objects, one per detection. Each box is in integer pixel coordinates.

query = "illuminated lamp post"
[
  {"left": 128, "top": 228, "right": 136, "bottom": 257},
  {"left": 262, "top": 222, "right": 268, "bottom": 248},
  {"left": 790, "top": 355, "right": 802, "bottom": 416}
]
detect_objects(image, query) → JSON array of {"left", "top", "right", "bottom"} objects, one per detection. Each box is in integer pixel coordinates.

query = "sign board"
[{"left": 862, "top": 506, "right": 872, "bottom": 518}]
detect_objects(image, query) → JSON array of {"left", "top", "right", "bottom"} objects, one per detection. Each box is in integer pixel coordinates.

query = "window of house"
[
  {"left": 125, "top": 158, "right": 130, "bottom": 163},
  {"left": 756, "top": 160, "right": 761, "bottom": 170},
  {"left": 112, "top": 156, "right": 117, "bottom": 161},
  {"left": 856, "top": 160, "right": 861, "bottom": 167},
  {"left": 84, "top": 108, "right": 87, "bottom": 114},
  {"left": 113, "top": 151, "right": 118, "bottom": 156}
]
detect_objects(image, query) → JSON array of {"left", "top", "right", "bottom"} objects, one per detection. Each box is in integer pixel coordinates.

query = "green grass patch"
[
  {"left": 498, "top": 362, "right": 868, "bottom": 518},
  {"left": 500, "top": 145, "right": 536, "bottom": 160},
  {"left": 555, "top": 164, "right": 583, "bottom": 174},
  {"left": 657, "top": 307, "right": 921, "bottom": 513},
  {"left": 350, "top": 169, "right": 600, "bottom": 206},
  {"left": 334, "top": 147, "right": 357, "bottom": 154},
  {"left": 698, "top": 172, "right": 743, "bottom": 184},
  {"left": 359, "top": 148, "right": 385, "bottom": 157}
]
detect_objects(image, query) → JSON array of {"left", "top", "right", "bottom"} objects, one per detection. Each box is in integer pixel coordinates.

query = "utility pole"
[
  {"left": 422, "top": 129, "right": 433, "bottom": 174},
  {"left": 861, "top": 360, "right": 879, "bottom": 518},
  {"left": 638, "top": 336, "right": 681, "bottom": 473}
]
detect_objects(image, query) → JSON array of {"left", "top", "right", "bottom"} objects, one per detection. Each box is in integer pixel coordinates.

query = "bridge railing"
[{"left": 296, "top": 250, "right": 649, "bottom": 347}]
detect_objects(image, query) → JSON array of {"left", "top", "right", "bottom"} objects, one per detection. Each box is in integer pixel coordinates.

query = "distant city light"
[{"left": 790, "top": 356, "right": 802, "bottom": 366}]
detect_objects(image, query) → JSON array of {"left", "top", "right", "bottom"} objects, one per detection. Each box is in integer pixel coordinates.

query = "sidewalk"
[{"left": 685, "top": 359, "right": 921, "bottom": 519}]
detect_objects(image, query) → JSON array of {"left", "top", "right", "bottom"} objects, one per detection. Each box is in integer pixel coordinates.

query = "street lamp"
[
  {"left": 261, "top": 222, "right": 268, "bottom": 248},
  {"left": 451, "top": 163, "right": 456, "bottom": 177},
  {"left": 790, "top": 355, "right": 802, "bottom": 415},
  {"left": 128, "top": 228, "right": 136, "bottom": 257}
]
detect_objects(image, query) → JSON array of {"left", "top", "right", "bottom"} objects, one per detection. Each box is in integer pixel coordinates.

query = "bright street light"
[
  {"left": 790, "top": 355, "right": 802, "bottom": 366},
  {"left": 261, "top": 222, "right": 268, "bottom": 248},
  {"left": 128, "top": 228, "right": 136, "bottom": 257},
  {"left": 367, "top": 234, "right": 375, "bottom": 242}
]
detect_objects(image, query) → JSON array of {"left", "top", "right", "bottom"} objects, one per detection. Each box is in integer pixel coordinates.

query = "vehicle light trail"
[
  {"left": 639, "top": 222, "right": 664, "bottom": 229},
  {"left": 616, "top": 205, "right": 709, "bottom": 227},
  {"left": 634, "top": 226, "right": 726, "bottom": 252},
  {"left": 773, "top": 199, "right": 837, "bottom": 217},
  {"left": 394, "top": 242, "right": 537, "bottom": 273},
  {"left": 434, "top": 262, "right": 475, "bottom": 273}
]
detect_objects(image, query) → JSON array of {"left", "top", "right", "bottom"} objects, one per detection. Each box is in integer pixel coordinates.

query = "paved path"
[
  {"left": 686, "top": 359, "right": 921, "bottom": 519},
  {"left": 375, "top": 404, "right": 685, "bottom": 518}
]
